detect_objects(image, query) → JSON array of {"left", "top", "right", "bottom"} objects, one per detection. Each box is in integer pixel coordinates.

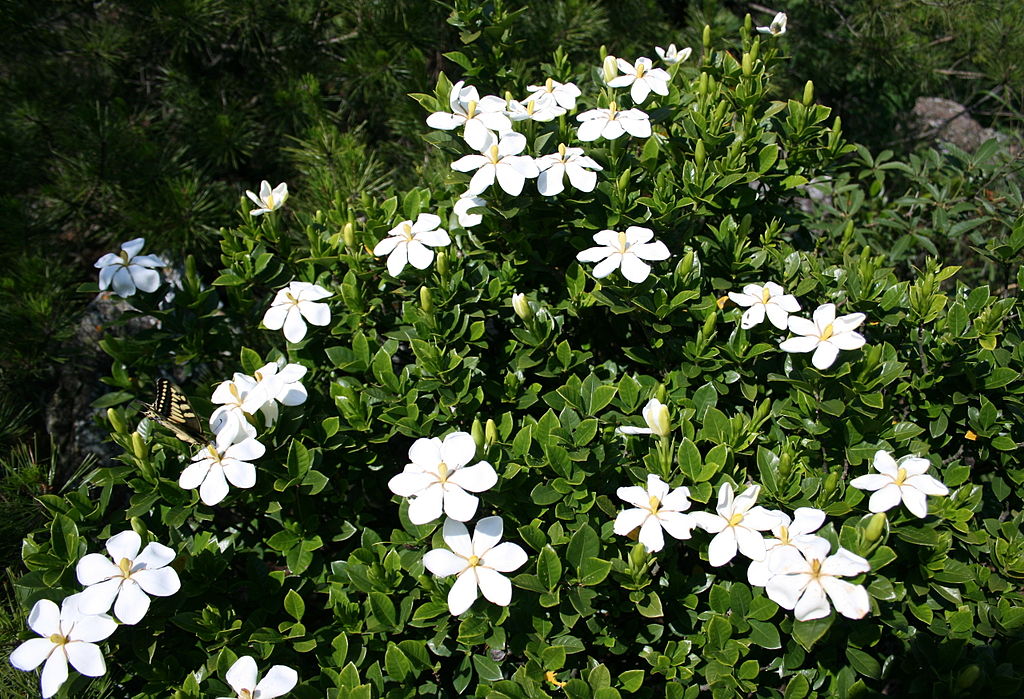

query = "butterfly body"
[{"left": 143, "top": 378, "right": 210, "bottom": 445}]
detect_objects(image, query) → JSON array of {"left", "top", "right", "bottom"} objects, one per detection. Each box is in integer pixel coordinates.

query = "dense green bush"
[{"left": 8, "top": 7, "right": 1024, "bottom": 699}]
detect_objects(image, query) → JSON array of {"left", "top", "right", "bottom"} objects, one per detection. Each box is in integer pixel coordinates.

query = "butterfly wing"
[{"left": 144, "top": 378, "right": 209, "bottom": 445}]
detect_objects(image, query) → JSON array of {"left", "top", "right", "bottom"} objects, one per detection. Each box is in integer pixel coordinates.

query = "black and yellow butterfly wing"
[{"left": 143, "top": 378, "right": 209, "bottom": 445}]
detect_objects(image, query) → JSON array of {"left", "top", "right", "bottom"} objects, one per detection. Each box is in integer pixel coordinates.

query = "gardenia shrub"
[{"left": 11, "top": 10, "right": 1024, "bottom": 699}]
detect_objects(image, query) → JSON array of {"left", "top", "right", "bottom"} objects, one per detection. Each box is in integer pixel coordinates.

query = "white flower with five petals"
[
  {"left": 245, "top": 180, "right": 288, "bottom": 216},
  {"left": 765, "top": 538, "right": 871, "bottom": 621},
  {"left": 210, "top": 376, "right": 263, "bottom": 449},
  {"left": 576, "top": 103, "right": 652, "bottom": 142},
  {"left": 728, "top": 282, "right": 801, "bottom": 330},
  {"left": 614, "top": 474, "right": 696, "bottom": 553},
  {"left": 94, "top": 238, "right": 166, "bottom": 298},
  {"left": 576, "top": 226, "right": 670, "bottom": 283},
  {"left": 535, "top": 144, "right": 603, "bottom": 196},
  {"left": 373, "top": 213, "right": 451, "bottom": 277},
  {"left": 850, "top": 450, "right": 949, "bottom": 518},
  {"left": 9, "top": 595, "right": 117, "bottom": 699},
  {"left": 757, "top": 12, "right": 787, "bottom": 36},
  {"left": 655, "top": 44, "right": 692, "bottom": 65},
  {"left": 691, "top": 483, "right": 786, "bottom": 566},
  {"left": 217, "top": 655, "right": 297, "bottom": 699},
  {"left": 425, "top": 81, "right": 512, "bottom": 151},
  {"left": 451, "top": 131, "right": 539, "bottom": 196},
  {"left": 779, "top": 303, "right": 866, "bottom": 370},
  {"left": 506, "top": 92, "right": 565, "bottom": 122},
  {"left": 423, "top": 517, "right": 528, "bottom": 615},
  {"left": 262, "top": 281, "right": 332, "bottom": 343},
  {"left": 248, "top": 362, "right": 308, "bottom": 427},
  {"left": 179, "top": 439, "right": 265, "bottom": 506},
  {"left": 388, "top": 432, "right": 497, "bottom": 525},
  {"left": 75, "top": 530, "right": 181, "bottom": 624},
  {"left": 607, "top": 57, "right": 671, "bottom": 104},
  {"left": 453, "top": 193, "right": 486, "bottom": 228},
  {"left": 525, "top": 78, "right": 582, "bottom": 110},
  {"left": 747, "top": 507, "right": 828, "bottom": 587}
]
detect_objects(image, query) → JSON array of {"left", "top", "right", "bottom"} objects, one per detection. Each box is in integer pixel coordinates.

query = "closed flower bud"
[
  {"left": 436, "top": 250, "right": 449, "bottom": 277},
  {"left": 485, "top": 419, "right": 498, "bottom": 448},
  {"left": 342, "top": 222, "right": 355, "bottom": 248},
  {"left": 824, "top": 470, "right": 839, "bottom": 495},
  {"left": 742, "top": 52, "right": 752, "bottom": 76},
  {"left": 643, "top": 398, "right": 670, "bottom": 437},
  {"left": 602, "top": 55, "right": 619, "bottom": 83},
  {"left": 471, "top": 418, "right": 484, "bottom": 451},
  {"left": 132, "top": 431, "right": 148, "bottom": 460},
  {"left": 675, "top": 249, "right": 695, "bottom": 279},
  {"left": 108, "top": 407, "right": 126, "bottom": 435},
  {"left": 512, "top": 292, "right": 533, "bottom": 321},
  {"left": 702, "top": 310, "right": 717, "bottom": 336},
  {"left": 703, "top": 24, "right": 712, "bottom": 49},
  {"left": 864, "top": 512, "right": 886, "bottom": 542},
  {"left": 420, "top": 285, "right": 433, "bottom": 314},
  {"left": 779, "top": 452, "right": 792, "bottom": 476},
  {"left": 695, "top": 139, "right": 705, "bottom": 168},
  {"left": 803, "top": 80, "right": 815, "bottom": 106}
]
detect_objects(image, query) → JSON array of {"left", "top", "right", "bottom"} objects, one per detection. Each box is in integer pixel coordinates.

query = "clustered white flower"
[
  {"left": 219, "top": 655, "right": 298, "bottom": 699},
  {"left": 576, "top": 226, "right": 670, "bottom": 283},
  {"left": 373, "top": 213, "right": 452, "bottom": 276},
  {"left": 850, "top": 450, "right": 949, "bottom": 518},
  {"left": 606, "top": 57, "right": 671, "bottom": 104},
  {"left": 262, "top": 281, "right": 332, "bottom": 343},
  {"left": 655, "top": 43, "right": 692, "bottom": 65}
]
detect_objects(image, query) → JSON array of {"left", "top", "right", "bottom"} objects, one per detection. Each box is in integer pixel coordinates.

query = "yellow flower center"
[
  {"left": 437, "top": 461, "right": 449, "bottom": 482},
  {"left": 526, "top": 99, "right": 536, "bottom": 115},
  {"left": 894, "top": 467, "right": 908, "bottom": 486},
  {"left": 118, "top": 250, "right": 132, "bottom": 266},
  {"left": 118, "top": 557, "right": 133, "bottom": 577},
  {"left": 285, "top": 292, "right": 299, "bottom": 306},
  {"left": 778, "top": 525, "right": 790, "bottom": 545},
  {"left": 265, "top": 194, "right": 275, "bottom": 208},
  {"left": 545, "top": 78, "right": 554, "bottom": 93},
  {"left": 467, "top": 555, "right": 480, "bottom": 567},
  {"left": 616, "top": 231, "right": 629, "bottom": 252},
  {"left": 488, "top": 144, "right": 500, "bottom": 164},
  {"left": 608, "top": 102, "right": 619, "bottom": 119},
  {"left": 206, "top": 445, "right": 222, "bottom": 463},
  {"left": 401, "top": 222, "right": 414, "bottom": 241},
  {"left": 809, "top": 558, "right": 823, "bottom": 579},
  {"left": 636, "top": 63, "right": 646, "bottom": 78},
  {"left": 728, "top": 512, "right": 745, "bottom": 526},
  {"left": 49, "top": 633, "right": 68, "bottom": 646},
  {"left": 466, "top": 101, "right": 478, "bottom": 119},
  {"left": 240, "top": 690, "right": 253, "bottom": 699},
  {"left": 558, "top": 143, "right": 567, "bottom": 159},
  {"left": 820, "top": 323, "right": 834, "bottom": 341},
  {"left": 648, "top": 495, "right": 661, "bottom": 514},
  {"left": 761, "top": 287, "right": 772, "bottom": 304}
]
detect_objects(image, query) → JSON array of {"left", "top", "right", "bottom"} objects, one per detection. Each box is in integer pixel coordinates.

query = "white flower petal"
[
  {"left": 482, "top": 542, "right": 527, "bottom": 573},
  {"left": 132, "top": 567, "right": 181, "bottom": 598},
  {"left": 793, "top": 582, "right": 832, "bottom": 621},
  {"left": 113, "top": 580, "right": 151, "bottom": 624},
  {"left": 447, "top": 570, "right": 479, "bottom": 615},
  {"left": 867, "top": 484, "right": 903, "bottom": 513},
  {"left": 441, "top": 485, "right": 480, "bottom": 522},
  {"left": 226, "top": 656, "right": 259, "bottom": 695},
  {"left": 407, "top": 485, "right": 445, "bottom": 525},
  {"left": 476, "top": 567, "right": 513, "bottom": 606},
  {"left": 39, "top": 650, "right": 69, "bottom": 698},
  {"left": 707, "top": 529, "right": 738, "bottom": 566},
  {"left": 254, "top": 665, "right": 299, "bottom": 698},
  {"left": 423, "top": 549, "right": 465, "bottom": 577}
]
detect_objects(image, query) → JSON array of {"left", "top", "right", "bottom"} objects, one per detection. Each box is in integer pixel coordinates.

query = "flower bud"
[
  {"left": 131, "top": 431, "right": 148, "bottom": 460},
  {"left": 471, "top": 418, "right": 485, "bottom": 451},
  {"left": 675, "top": 249, "right": 695, "bottom": 279},
  {"left": 823, "top": 470, "right": 839, "bottom": 496},
  {"left": 342, "top": 222, "right": 355, "bottom": 248},
  {"left": 803, "top": 80, "right": 814, "bottom": 107},
  {"left": 694, "top": 139, "right": 705, "bottom": 168},
  {"left": 419, "top": 285, "right": 433, "bottom": 314},
  {"left": 702, "top": 24, "right": 712, "bottom": 50},
  {"left": 699, "top": 72, "right": 708, "bottom": 96},
  {"left": 702, "top": 309, "right": 717, "bottom": 336},
  {"left": 107, "top": 407, "right": 127, "bottom": 435},
  {"left": 436, "top": 250, "right": 449, "bottom": 277},
  {"left": 864, "top": 512, "right": 886, "bottom": 543},
  {"left": 642, "top": 398, "right": 670, "bottom": 437},
  {"left": 512, "top": 292, "right": 533, "bottom": 321},
  {"left": 742, "top": 52, "right": 752, "bottom": 76},
  {"left": 485, "top": 419, "right": 498, "bottom": 448},
  {"left": 956, "top": 665, "right": 980, "bottom": 690},
  {"left": 602, "top": 55, "right": 619, "bottom": 83},
  {"left": 778, "top": 451, "right": 792, "bottom": 476}
]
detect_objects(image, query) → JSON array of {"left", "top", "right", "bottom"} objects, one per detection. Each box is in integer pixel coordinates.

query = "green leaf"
[
  {"left": 384, "top": 643, "right": 411, "bottom": 682},
  {"left": 618, "top": 669, "right": 645, "bottom": 692},
  {"left": 368, "top": 592, "right": 397, "bottom": 628},
  {"left": 783, "top": 674, "right": 810, "bottom": 699},
  {"left": 581, "top": 374, "right": 617, "bottom": 415},
  {"left": 50, "top": 514, "right": 79, "bottom": 562},
  {"left": 792, "top": 615, "right": 832, "bottom": 650},
  {"left": 537, "top": 545, "right": 562, "bottom": 590},
  {"left": 472, "top": 654, "right": 503, "bottom": 682},
  {"left": 284, "top": 589, "right": 305, "bottom": 621},
  {"left": 566, "top": 523, "right": 599, "bottom": 571},
  {"left": 747, "top": 619, "right": 781, "bottom": 649},
  {"left": 579, "top": 557, "right": 612, "bottom": 586},
  {"left": 845, "top": 648, "right": 881, "bottom": 679}
]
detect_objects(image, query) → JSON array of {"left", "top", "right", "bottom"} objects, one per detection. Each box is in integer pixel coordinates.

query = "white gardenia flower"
[
  {"left": 506, "top": 92, "right": 565, "bottom": 122},
  {"left": 766, "top": 538, "right": 871, "bottom": 621},
  {"left": 576, "top": 226, "right": 670, "bottom": 283},
  {"left": 453, "top": 192, "right": 486, "bottom": 228},
  {"left": 210, "top": 376, "right": 263, "bottom": 448},
  {"left": 850, "top": 450, "right": 949, "bottom": 518},
  {"left": 526, "top": 78, "right": 582, "bottom": 110},
  {"left": 246, "top": 180, "right": 288, "bottom": 216},
  {"left": 9, "top": 595, "right": 117, "bottom": 699},
  {"left": 655, "top": 44, "right": 692, "bottom": 65},
  {"left": 94, "top": 237, "right": 166, "bottom": 298},
  {"left": 262, "top": 281, "right": 332, "bottom": 343},
  {"left": 423, "top": 517, "right": 528, "bottom": 615},
  {"left": 218, "top": 655, "right": 298, "bottom": 699},
  {"left": 248, "top": 361, "right": 308, "bottom": 427},
  {"left": 747, "top": 507, "right": 828, "bottom": 587},
  {"left": 179, "top": 438, "right": 265, "bottom": 506},
  {"left": 779, "top": 303, "right": 866, "bottom": 370},
  {"left": 607, "top": 57, "right": 671, "bottom": 104},
  {"left": 426, "top": 80, "right": 512, "bottom": 151},
  {"left": 616, "top": 398, "right": 670, "bottom": 437},
  {"left": 451, "top": 131, "right": 539, "bottom": 196},
  {"left": 728, "top": 282, "right": 801, "bottom": 330},
  {"left": 691, "top": 483, "right": 786, "bottom": 566},
  {"left": 614, "top": 474, "right": 696, "bottom": 552},
  {"left": 576, "top": 103, "right": 652, "bottom": 142},
  {"left": 535, "top": 143, "right": 603, "bottom": 196},
  {"left": 373, "top": 213, "right": 451, "bottom": 277},
  {"left": 75, "top": 530, "right": 181, "bottom": 625},
  {"left": 388, "top": 432, "right": 497, "bottom": 525},
  {"left": 757, "top": 12, "right": 787, "bottom": 36}
]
